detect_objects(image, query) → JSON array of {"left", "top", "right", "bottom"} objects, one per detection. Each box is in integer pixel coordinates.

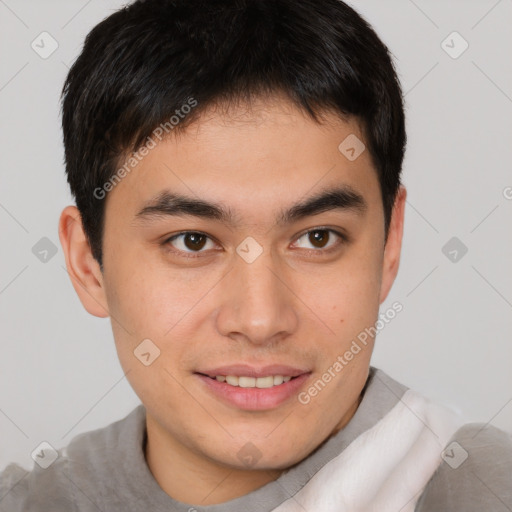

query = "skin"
[{"left": 59, "top": 95, "right": 406, "bottom": 506}]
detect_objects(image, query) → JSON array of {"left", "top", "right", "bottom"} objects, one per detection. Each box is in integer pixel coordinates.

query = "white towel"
[{"left": 272, "top": 389, "right": 464, "bottom": 512}]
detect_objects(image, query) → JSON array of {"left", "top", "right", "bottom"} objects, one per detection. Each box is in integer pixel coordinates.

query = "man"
[{"left": 1, "top": 0, "right": 511, "bottom": 510}]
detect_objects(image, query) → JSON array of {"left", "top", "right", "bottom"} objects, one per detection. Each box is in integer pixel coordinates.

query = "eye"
[
  {"left": 164, "top": 231, "right": 217, "bottom": 256},
  {"left": 292, "top": 228, "right": 346, "bottom": 253},
  {"left": 163, "top": 227, "right": 347, "bottom": 258}
]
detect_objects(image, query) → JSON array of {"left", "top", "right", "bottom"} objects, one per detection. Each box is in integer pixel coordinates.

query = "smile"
[
  {"left": 209, "top": 375, "right": 293, "bottom": 388},
  {"left": 195, "top": 368, "right": 311, "bottom": 411}
]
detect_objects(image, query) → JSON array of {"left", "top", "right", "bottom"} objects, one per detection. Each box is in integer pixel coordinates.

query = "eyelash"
[{"left": 162, "top": 227, "right": 348, "bottom": 259}]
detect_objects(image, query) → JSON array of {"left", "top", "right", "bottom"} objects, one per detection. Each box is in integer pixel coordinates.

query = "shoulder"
[
  {"left": 0, "top": 405, "right": 145, "bottom": 512},
  {"left": 0, "top": 455, "right": 74, "bottom": 512},
  {"left": 415, "top": 422, "right": 512, "bottom": 511}
]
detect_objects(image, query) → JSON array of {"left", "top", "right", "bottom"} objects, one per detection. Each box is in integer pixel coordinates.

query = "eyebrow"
[{"left": 133, "top": 185, "right": 367, "bottom": 226}]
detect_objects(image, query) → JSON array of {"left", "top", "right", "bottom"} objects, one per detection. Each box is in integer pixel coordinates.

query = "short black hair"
[{"left": 61, "top": 0, "right": 406, "bottom": 270}]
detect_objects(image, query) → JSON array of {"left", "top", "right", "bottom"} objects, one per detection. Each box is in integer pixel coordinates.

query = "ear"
[
  {"left": 58, "top": 205, "right": 110, "bottom": 318},
  {"left": 379, "top": 185, "right": 407, "bottom": 304}
]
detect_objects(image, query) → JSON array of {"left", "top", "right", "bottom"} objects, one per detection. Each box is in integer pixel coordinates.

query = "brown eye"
[
  {"left": 293, "top": 228, "right": 345, "bottom": 253},
  {"left": 165, "top": 231, "right": 215, "bottom": 254},
  {"left": 308, "top": 230, "right": 330, "bottom": 248},
  {"left": 183, "top": 233, "right": 207, "bottom": 251}
]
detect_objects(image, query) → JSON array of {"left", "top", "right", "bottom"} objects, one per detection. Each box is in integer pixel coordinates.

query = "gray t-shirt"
[{"left": 1, "top": 366, "right": 511, "bottom": 511}]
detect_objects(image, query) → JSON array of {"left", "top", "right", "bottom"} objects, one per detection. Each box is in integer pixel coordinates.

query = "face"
[{"left": 60, "top": 95, "right": 405, "bottom": 482}]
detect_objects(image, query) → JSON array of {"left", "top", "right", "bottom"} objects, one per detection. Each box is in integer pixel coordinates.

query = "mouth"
[
  {"left": 197, "top": 373, "right": 298, "bottom": 388},
  {"left": 194, "top": 364, "right": 312, "bottom": 410}
]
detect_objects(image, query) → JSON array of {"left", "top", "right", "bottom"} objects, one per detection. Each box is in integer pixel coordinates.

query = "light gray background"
[{"left": 1, "top": 0, "right": 511, "bottom": 471}]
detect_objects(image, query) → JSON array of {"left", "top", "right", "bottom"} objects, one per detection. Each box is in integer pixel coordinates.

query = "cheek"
[
  {"left": 304, "top": 250, "right": 382, "bottom": 333},
  {"left": 105, "top": 254, "right": 205, "bottom": 337},
  {"left": 105, "top": 262, "right": 219, "bottom": 385},
  {"left": 106, "top": 275, "right": 194, "bottom": 407}
]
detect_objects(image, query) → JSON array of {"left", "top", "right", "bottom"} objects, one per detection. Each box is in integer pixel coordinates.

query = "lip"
[
  {"left": 196, "top": 364, "right": 310, "bottom": 378},
  {"left": 195, "top": 366, "right": 312, "bottom": 411}
]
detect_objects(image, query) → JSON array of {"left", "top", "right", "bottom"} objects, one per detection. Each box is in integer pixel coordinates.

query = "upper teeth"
[{"left": 215, "top": 375, "right": 292, "bottom": 388}]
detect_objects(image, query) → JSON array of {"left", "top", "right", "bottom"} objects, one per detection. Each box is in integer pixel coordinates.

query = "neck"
[
  {"left": 144, "top": 424, "right": 282, "bottom": 505},
  {"left": 144, "top": 396, "right": 361, "bottom": 506}
]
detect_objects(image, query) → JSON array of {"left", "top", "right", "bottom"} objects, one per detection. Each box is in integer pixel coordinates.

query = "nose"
[{"left": 215, "top": 247, "right": 299, "bottom": 346}]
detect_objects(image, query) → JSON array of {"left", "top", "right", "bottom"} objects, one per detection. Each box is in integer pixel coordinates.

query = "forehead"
[{"left": 105, "top": 97, "right": 381, "bottom": 226}]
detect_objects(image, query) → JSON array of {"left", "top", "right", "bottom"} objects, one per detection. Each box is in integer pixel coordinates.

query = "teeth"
[
  {"left": 225, "top": 375, "right": 239, "bottom": 386},
  {"left": 214, "top": 375, "right": 293, "bottom": 388},
  {"left": 239, "top": 376, "right": 256, "bottom": 388}
]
